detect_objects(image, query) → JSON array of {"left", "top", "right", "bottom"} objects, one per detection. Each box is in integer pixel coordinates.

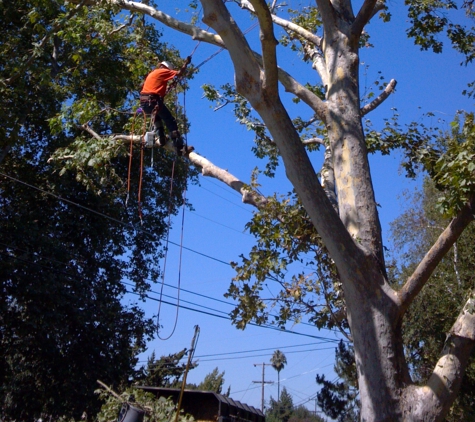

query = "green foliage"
[
  {"left": 315, "top": 341, "right": 360, "bottom": 421},
  {"left": 366, "top": 111, "right": 475, "bottom": 217},
  {"left": 226, "top": 191, "right": 345, "bottom": 333},
  {"left": 430, "top": 112, "right": 475, "bottom": 216},
  {"left": 96, "top": 386, "right": 194, "bottom": 422},
  {"left": 0, "top": 1, "right": 194, "bottom": 420},
  {"left": 288, "top": 405, "right": 325, "bottom": 422},
  {"left": 271, "top": 350, "right": 287, "bottom": 373},
  {"left": 406, "top": 0, "right": 475, "bottom": 63},
  {"left": 266, "top": 388, "right": 294, "bottom": 422},
  {"left": 266, "top": 388, "right": 325, "bottom": 422},
  {"left": 135, "top": 350, "right": 198, "bottom": 388},
  {"left": 279, "top": 6, "right": 322, "bottom": 52}
]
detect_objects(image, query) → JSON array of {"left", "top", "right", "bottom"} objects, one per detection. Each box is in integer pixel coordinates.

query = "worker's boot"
[
  {"left": 155, "top": 125, "right": 167, "bottom": 146},
  {"left": 171, "top": 130, "right": 185, "bottom": 156}
]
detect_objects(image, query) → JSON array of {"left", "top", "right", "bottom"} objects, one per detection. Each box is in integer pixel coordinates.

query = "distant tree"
[
  {"left": 134, "top": 350, "right": 197, "bottom": 388},
  {"left": 288, "top": 405, "right": 325, "bottom": 422},
  {"left": 266, "top": 387, "right": 294, "bottom": 422},
  {"left": 187, "top": 367, "right": 228, "bottom": 395},
  {"left": 315, "top": 341, "right": 360, "bottom": 421},
  {"left": 270, "top": 350, "right": 287, "bottom": 399},
  {"left": 267, "top": 388, "right": 325, "bottom": 422}
]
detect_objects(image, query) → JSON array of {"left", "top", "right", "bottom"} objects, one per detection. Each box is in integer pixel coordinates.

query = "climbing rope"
[
  {"left": 126, "top": 108, "right": 147, "bottom": 224},
  {"left": 156, "top": 87, "right": 190, "bottom": 341}
]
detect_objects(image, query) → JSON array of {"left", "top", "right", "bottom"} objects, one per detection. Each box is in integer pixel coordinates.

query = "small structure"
[{"left": 138, "top": 387, "right": 265, "bottom": 422}]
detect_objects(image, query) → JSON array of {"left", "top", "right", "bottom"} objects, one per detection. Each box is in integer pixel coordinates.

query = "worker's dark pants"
[
  {"left": 139, "top": 96, "right": 178, "bottom": 134},
  {"left": 139, "top": 95, "right": 184, "bottom": 152}
]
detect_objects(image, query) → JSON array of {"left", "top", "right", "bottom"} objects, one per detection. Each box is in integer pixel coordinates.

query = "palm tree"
[{"left": 270, "top": 350, "right": 287, "bottom": 399}]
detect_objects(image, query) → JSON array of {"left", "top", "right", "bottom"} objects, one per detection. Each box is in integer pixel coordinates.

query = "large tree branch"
[
  {"left": 406, "top": 292, "right": 475, "bottom": 419},
  {"left": 53, "top": 131, "right": 269, "bottom": 209},
  {"left": 352, "top": 0, "right": 378, "bottom": 40},
  {"left": 249, "top": 0, "right": 279, "bottom": 95},
  {"left": 360, "top": 78, "right": 397, "bottom": 116},
  {"left": 398, "top": 198, "right": 475, "bottom": 313},
  {"left": 202, "top": 0, "right": 364, "bottom": 279}
]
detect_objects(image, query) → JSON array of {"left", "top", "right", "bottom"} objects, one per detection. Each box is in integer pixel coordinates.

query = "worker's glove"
[{"left": 185, "top": 56, "right": 192, "bottom": 65}]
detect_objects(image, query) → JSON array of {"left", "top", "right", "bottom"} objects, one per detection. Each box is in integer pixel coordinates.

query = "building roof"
[{"left": 137, "top": 387, "right": 265, "bottom": 422}]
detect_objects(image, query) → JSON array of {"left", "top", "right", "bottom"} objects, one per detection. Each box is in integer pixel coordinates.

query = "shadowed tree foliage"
[{"left": 0, "top": 1, "right": 193, "bottom": 420}]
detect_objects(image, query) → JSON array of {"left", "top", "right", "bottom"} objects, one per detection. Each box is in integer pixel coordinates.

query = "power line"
[
  {"left": 1, "top": 173, "right": 347, "bottom": 341},
  {"left": 2, "top": 241, "right": 345, "bottom": 341},
  {"left": 190, "top": 210, "right": 251, "bottom": 235},
  {"left": 198, "top": 184, "right": 252, "bottom": 213},
  {"left": 194, "top": 341, "right": 332, "bottom": 358},
  {"left": 196, "top": 347, "right": 336, "bottom": 362},
  {"left": 128, "top": 289, "right": 341, "bottom": 342},
  {"left": 0, "top": 171, "right": 231, "bottom": 266}
]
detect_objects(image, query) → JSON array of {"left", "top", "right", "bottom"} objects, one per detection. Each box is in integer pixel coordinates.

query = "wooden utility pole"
[{"left": 253, "top": 363, "right": 273, "bottom": 412}]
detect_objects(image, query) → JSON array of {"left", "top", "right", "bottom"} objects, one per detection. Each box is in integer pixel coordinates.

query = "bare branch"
[
  {"left": 70, "top": 0, "right": 225, "bottom": 47},
  {"left": 302, "top": 44, "right": 329, "bottom": 91},
  {"left": 352, "top": 0, "right": 378, "bottom": 40},
  {"left": 238, "top": 0, "right": 322, "bottom": 47},
  {"left": 249, "top": 0, "right": 279, "bottom": 94},
  {"left": 302, "top": 137, "right": 325, "bottom": 145},
  {"left": 270, "top": 59, "right": 327, "bottom": 121},
  {"left": 360, "top": 79, "right": 397, "bottom": 116},
  {"left": 78, "top": 124, "right": 102, "bottom": 141},
  {"left": 109, "top": 13, "right": 135, "bottom": 36},
  {"left": 398, "top": 199, "right": 475, "bottom": 313}
]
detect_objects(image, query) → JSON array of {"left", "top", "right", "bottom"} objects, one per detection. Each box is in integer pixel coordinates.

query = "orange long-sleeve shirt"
[{"left": 140, "top": 68, "right": 178, "bottom": 97}]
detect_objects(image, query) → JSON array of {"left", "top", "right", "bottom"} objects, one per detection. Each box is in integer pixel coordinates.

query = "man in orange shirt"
[{"left": 140, "top": 57, "right": 191, "bottom": 156}]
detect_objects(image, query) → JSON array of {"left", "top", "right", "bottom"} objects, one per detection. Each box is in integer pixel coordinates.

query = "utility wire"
[
  {"left": 1, "top": 173, "right": 348, "bottom": 340},
  {"left": 2, "top": 247, "right": 340, "bottom": 343},
  {"left": 195, "top": 347, "right": 336, "bottom": 362},
  {"left": 1, "top": 240, "right": 344, "bottom": 336},
  {"left": 0, "top": 172, "right": 231, "bottom": 265},
  {"left": 127, "top": 289, "right": 341, "bottom": 342}
]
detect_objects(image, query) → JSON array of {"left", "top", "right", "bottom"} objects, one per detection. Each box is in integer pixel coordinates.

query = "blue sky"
[{"left": 128, "top": 0, "right": 474, "bottom": 414}]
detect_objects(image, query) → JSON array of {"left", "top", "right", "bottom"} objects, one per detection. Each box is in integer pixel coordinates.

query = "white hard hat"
[{"left": 160, "top": 61, "right": 174, "bottom": 70}]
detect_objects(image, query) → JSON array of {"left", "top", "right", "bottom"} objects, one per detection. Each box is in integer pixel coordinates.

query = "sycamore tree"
[{"left": 6, "top": 0, "right": 475, "bottom": 420}]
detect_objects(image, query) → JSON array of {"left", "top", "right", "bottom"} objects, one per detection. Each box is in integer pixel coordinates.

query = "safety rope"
[
  {"left": 156, "top": 86, "right": 190, "bottom": 341},
  {"left": 156, "top": 159, "right": 179, "bottom": 340},
  {"left": 126, "top": 109, "right": 147, "bottom": 217}
]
